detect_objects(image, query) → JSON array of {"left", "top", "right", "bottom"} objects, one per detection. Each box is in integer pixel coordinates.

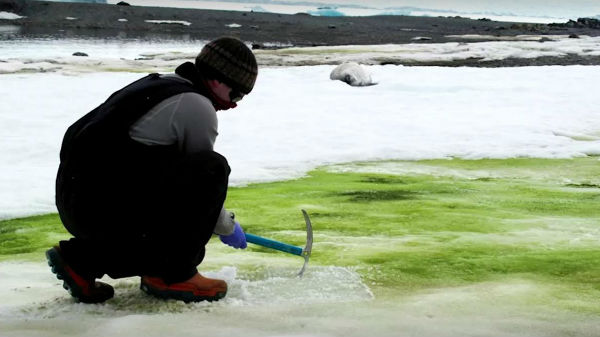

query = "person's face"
[{"left": 208, "top": 80, "right": 245, "bottom": 103}]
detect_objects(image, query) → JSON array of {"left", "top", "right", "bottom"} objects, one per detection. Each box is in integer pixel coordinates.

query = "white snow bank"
[
  {"left": 0, "top": 38, "right": 207, "bottom": 65},
  {"left": 144, "top": 20, "right": 192, "bottom": 26},
  {"left": 255, "top": 35, "right": 600, "bottom": 66},
  {"left": 1, "top": 65, "right": 599, "bottom": 220},
  {"left": 330, "top": 62, "right": 375, "bottom": 86},
  {"left": 0, "top": 11, "right": 25, "bottom": 20},
  {"left": 4, "top": 36, "right": 600, "bottom": 74}
]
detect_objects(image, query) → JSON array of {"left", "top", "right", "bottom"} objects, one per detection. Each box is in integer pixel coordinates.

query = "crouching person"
[{"left": 46, "top": 37, "right": 257, "bottom": 303}]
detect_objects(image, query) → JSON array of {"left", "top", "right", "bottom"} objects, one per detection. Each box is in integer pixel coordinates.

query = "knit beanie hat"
[{"left": 195, "top": 37, "right": 258, "bottom": 94}]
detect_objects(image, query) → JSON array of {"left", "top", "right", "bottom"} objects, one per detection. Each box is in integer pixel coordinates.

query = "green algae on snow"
[
  {"left": 0, "top": 213, "right": 66, "bottom": 259},
  {"left": 1, "top": 157, "right": 599, "bottom": 313},
  {"left": 226, "top": 158, "right": 600, "bottom": 302}
]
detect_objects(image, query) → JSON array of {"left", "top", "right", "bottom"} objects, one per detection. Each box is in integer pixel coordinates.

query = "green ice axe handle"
[{"left": 244, "top": 233, "right": 303, "bottom": 256}]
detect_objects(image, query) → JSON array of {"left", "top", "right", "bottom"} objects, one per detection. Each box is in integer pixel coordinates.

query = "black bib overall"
[{"left": 56, "top": 73, "right": 230, "bottom": 283}]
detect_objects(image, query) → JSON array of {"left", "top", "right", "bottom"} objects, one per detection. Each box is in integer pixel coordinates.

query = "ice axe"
[{"left": 244, "top": 209, "right": 313, "bottom": 277}]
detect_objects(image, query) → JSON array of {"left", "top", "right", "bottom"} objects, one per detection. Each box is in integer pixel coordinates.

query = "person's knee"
[
  {"left": 175, "top": 151, "right": 231, "bottom": 186},
  {"left": 187, "top": 151, "right": 230, "bottom": 176}
]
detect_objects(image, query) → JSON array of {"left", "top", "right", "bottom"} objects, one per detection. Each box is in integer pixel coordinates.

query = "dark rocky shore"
[{"left": 3, "top": 0, "right": 600, "bottom": 66}]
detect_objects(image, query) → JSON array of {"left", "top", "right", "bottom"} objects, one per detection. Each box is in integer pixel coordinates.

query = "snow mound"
[
  {"left": 330, "top": 62, "right": 376, "bottom": 86},
  {"left": 0, "top": 11, "right": 25, "bottom": 20}
]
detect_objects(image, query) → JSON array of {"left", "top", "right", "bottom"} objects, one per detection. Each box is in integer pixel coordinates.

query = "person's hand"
[{"left": 219, "top": 222, "right": 247, "bottom": 249}]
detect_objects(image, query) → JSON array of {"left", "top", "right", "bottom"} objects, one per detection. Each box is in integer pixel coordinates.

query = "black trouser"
[{"left": 57, "top": 151, "right": 230, "bottom": 284}]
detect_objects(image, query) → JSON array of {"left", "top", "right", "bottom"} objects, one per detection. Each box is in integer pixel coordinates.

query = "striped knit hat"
[{"left": 195, "top": 37, "right": 258, "bottom": 94}]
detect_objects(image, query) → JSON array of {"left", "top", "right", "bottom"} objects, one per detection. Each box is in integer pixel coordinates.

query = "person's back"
[{"left": 56, "top": 73, "right": 198, "bottom": 238}]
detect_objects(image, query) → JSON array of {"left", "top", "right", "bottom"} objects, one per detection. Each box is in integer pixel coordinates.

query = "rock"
[
  {"left": 569, "top": 34, "right": 580, "bottom": 38},
  {"left": 539, "top": 37, "right": 553, "bottom": 42},
  {"left": 251, "top": 43, "right": 282, "bottom": 50},
  {"left": 330, "top": 62, "right": 376, "bottom": 87},
  {"left": 549, "top": 17, "right": 600, "bottom": 29},
  {"left": 116, "top": 1, "right": 130, "bottom": 5},
  {"left": 0, "top": 0, "right": 25, "bottom": 12},
  {"left": 411, "top": 36, "right": 432, "bottom": 41},
  {"left": 328, "top": 24, "right": 336, "bottom": 29},
  {"left": 72, "top": 52, "right": 88, "bottom": 57},
  {"left": 510, "top": 23, "right": 548, "bottom": 33},
  {"left": 577, "top": 17, "right": 600, "bottom": 28}
]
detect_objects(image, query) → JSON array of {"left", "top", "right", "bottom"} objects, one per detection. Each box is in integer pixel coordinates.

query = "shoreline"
[
  {"left": 2, "top": 0, "right": 600, "bottom": 67},
  {"left": 3, "top": 1, "right": 600, "bottom": 45}
]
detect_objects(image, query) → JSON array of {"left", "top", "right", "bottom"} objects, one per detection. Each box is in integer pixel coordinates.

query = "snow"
[
  {"left": 0, "top": 11, "right": 25, "bottom": 20},
  {"left": 1, "top": 58, "right": 599, "bottom": 220},
  {"left": 144, "top": 20, "right": 192, "bottom": 26},
  {"left": 3, "top": 35, "right": 600, "bottom": 73},
  {"left": 1, "top": 261, "right": 597, "bottom": 336},
  {"left": 255, "top": 35, "right": 600, "bottom": 66},
  {"left": 330, "top": 62, "right": 375, "bottom": 86},
  {"left": 0, "top": 261, "right": 376, "bottom": 336}
]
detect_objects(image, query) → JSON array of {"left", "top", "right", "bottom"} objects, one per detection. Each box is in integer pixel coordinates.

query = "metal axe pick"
[{"left": 244, "top": 209, "right": 313, "bottom": 277}]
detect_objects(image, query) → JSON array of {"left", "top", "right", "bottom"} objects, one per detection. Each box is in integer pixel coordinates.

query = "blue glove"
[{"left": 219, "top": 222, "right": 247, "bottom": 249}]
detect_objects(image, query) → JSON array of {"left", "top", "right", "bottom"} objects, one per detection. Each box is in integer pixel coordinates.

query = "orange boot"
[
  {"left": 46, "top": 246, "right": 114, "bottom": 303},
  {"left": 140, "top": 272, "right": 227, "bottom": 303}
]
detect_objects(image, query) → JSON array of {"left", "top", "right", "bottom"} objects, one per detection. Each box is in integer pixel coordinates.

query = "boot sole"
[
  {"left": 140, "top": 282, "right": 226, "bottom": 303},
  {"left": 46, "top": 247, "right": 113, "bottom": 303}
]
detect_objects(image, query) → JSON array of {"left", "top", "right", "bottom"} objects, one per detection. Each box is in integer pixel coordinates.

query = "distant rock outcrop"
[
  {"left": 549, "top": 18, "right": 600, "bottom": 29},
  {"left": 62, "top": 0, "right": 106, "bottom": 3},
  {"left": 330, "top": 62, "right": 376, "bottom": 87},
  {"left": 0, "top": 0, "right": 25, "bottom": 12}
]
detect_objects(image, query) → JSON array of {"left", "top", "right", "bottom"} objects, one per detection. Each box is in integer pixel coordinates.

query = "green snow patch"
[
  {"left": 225, "top": 157, "right": 600, "bottom": 315},
  {"left": 1, "top": 157, "right": 599, "bottom": 320}
]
